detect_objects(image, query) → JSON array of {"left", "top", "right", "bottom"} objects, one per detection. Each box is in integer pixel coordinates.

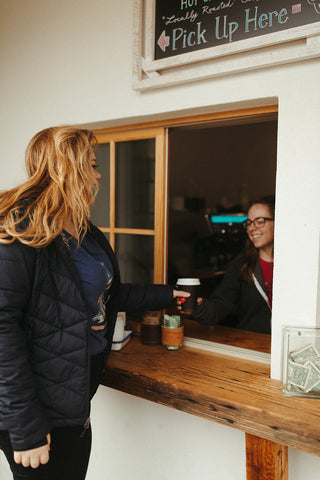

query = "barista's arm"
[{"left": 191, "top": 262, "right": 241, "bottom": 325}]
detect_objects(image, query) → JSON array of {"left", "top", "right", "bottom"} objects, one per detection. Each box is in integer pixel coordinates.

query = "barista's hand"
[
  {"left": 173, "top": 289, "right": 190, "bottom": 310},
  {"left": 14, "top": 433, "right": 51, "bottom": 468},
  {"left": 197, "top": 297, "right": 203, "bottom": 306}
]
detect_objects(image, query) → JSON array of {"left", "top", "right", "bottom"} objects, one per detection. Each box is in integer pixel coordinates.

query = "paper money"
[
  {"left": 290, "top": 344, "right": 319, "bottom": 364},
  {"left": 163, "top": 314, "right": 181, "bottom": 328},
  {"left": 286, "top": 343, "right": 320, "bottom": 394},
  {"left": 287, "top": 360, "right": 310, "bottom": 389},
  {"left": 304, "top": 361, "right": 320, "bottom": 392}
]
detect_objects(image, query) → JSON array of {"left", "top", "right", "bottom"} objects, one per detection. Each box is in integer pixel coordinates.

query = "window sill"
[
  {"left": 101, "top": 335, "right": 320, "bottom": 457},
  {"left": 183, "top": 319, "right": 271, "bottom": 364}
]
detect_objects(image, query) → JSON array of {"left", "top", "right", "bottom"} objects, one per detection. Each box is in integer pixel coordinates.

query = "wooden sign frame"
[{"left": 133, "top": 0, "right": 320, "bottom": 90}]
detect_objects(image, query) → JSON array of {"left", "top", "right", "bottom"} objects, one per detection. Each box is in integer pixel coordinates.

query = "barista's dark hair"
[{"left": 240, "top": 195, "right": 275, "bottom": 284}]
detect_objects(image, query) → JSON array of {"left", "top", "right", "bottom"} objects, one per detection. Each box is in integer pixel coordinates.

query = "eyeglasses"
[{"left": 243, "top": 217, "right": 274, "bottom": 229}]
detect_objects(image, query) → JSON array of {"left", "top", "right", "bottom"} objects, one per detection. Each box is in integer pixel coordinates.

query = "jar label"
[{"left": 161, "top": 326, "right": 184, "bottom": 346}]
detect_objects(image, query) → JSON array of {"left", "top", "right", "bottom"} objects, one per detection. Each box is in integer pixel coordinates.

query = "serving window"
[{"left": 93, "top": 105, "right": 277, "bottom": 360}]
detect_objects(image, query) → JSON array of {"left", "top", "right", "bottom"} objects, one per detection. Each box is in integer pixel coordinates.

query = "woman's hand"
[
  {"left": 173, "top": 290, "right": 203, "bottom": 311},
  {"left": 14, "top": 433, "right": 51, "bottom": 468},
  {"left": 173, "top": 289, "right": 190, "bottom": 311},
  {"left": 173, "top": 289, "right": 190, "bottom": 299}
]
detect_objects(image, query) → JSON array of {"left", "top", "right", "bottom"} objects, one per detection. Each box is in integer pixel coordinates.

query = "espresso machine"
[{"left": 194, "top": 213, "right": 247, "bottom": 275}]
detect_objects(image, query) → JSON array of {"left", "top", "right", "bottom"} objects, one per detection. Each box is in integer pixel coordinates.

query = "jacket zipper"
[{"left": 59, "top": 233, "right": 92, "bottom": 422}]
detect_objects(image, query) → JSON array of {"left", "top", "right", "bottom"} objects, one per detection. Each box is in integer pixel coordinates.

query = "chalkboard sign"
[{"left": 155, "top": 0, "right": 320, "bottom": 60}]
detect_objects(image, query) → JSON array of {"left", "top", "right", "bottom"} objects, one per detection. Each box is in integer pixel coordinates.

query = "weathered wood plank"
[
  {"left": 101, "top": 336, "right": 320, "bottom": 457},
  {"left": 246, "top": 434, "right": 288, "bottom": 480}
]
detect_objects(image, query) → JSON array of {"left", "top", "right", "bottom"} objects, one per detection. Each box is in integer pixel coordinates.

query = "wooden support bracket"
[{"left": 246, "top": 434, "right": 288, "bottom": 480}]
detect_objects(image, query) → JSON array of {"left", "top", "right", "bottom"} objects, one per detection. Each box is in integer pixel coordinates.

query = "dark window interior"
[{"left": 168, "top": 117, "right": 278, "bottom": 301}]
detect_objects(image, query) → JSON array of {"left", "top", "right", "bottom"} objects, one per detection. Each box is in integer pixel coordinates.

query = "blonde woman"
[{"left": 0, "top": 126, "right": 188, "bottom": 480}]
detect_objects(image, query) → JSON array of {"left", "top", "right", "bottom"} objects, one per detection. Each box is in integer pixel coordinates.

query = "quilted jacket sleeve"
[
  {"left": 0, "top": 242, "right": 50, "bottom": 451},
  {"left": 117, "top": 284, "right": 174, "bottom": 313}
]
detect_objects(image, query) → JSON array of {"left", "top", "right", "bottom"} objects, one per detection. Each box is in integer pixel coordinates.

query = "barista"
[{"left": 191, "top": 196, "right": 275, "bottom": 334}]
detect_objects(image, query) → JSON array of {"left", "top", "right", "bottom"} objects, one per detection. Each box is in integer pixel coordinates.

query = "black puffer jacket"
[{"left": 0, "top": 224, "right": 174, "bottom": 451}]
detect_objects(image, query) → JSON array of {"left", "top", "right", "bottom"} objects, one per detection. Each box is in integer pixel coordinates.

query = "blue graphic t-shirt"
[{"left": 68, "top": 233, "right": 114, "bottom": 355}]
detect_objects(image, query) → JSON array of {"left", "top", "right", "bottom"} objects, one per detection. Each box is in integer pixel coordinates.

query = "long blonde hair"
[{"left": 0, "top": 126, "right": 99, "bottom": 246}]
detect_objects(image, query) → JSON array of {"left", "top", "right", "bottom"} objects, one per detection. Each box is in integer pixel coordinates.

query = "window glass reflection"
[
  {"left": 115, "top": 234, "right": 154, "bottom": 284},
  {"left": 91, "top": 143, "right": 110, "bottom": 227},
  {"left": 116, "top": 139, "right": 155, "bottom": 229}
]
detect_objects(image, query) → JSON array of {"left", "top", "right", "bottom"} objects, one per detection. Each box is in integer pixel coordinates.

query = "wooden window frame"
[{"left": 94, "top": 127, "right": 167, "bottom": 284}]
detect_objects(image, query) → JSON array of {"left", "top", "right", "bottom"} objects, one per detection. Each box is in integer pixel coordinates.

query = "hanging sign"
[
  {"left": 133, "top": 0, "right": 320, "bottom": 90},
  {"left": 155, "top": 0, "right": 320, "bottom": 60}
]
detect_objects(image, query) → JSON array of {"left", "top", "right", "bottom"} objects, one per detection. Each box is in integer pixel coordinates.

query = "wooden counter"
[
  {"left": 102, "top": 336, "right": 320, "bottom": 459},
  {"left": 183, "top": 319, "right": 271, "bottom": 353}
]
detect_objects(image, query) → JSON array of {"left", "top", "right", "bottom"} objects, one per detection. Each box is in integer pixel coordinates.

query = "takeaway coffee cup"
[{"left": 176, "top": 278, "right": 200, "bottom": 314}]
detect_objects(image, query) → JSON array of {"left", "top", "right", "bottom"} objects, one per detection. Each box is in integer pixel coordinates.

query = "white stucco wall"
[
  {"left": 87, "top": 387, "right": 320, "bottom": 480},
  {"left": 1, "top": 0, "right": 320, "bottom": 478}
]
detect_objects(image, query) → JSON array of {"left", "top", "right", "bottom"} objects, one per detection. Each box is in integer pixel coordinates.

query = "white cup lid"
[{"left": 176, "top": 278, "right": 200, "bottom": 286}]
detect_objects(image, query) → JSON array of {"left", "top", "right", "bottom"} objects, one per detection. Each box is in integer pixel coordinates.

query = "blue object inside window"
[{"left": 210, "top": 215, "right": 247, "bottom": 224}]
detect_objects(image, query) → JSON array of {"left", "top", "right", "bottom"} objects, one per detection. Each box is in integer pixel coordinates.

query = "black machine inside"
[{"left": 194, "top": 213, "right": 247, "bottom": 277}]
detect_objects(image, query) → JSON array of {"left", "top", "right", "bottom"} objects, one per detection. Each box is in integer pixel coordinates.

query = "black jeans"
[{"left": 0, "top": 424, "right": 92, "bottom": 480}]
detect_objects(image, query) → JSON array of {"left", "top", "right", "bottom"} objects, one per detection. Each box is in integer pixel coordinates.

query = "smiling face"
[{"left": 246, "top": 203, "right": 274, "bottom": 256}]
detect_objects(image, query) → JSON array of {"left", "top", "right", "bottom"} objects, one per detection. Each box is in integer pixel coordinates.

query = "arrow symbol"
[{"left": 157, "top": 30, "right": 170, "bottom": 52}]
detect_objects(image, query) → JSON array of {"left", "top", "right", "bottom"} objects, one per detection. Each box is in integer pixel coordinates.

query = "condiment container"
[
  {"left": 112, "top": 312, "right": 132, "bottom": 351},
  {"left": 140, "top": 310, "right": 162, "bottom": 346},
  {"left": 161, "top": 314, "right": 184, "bottom": 350}
]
